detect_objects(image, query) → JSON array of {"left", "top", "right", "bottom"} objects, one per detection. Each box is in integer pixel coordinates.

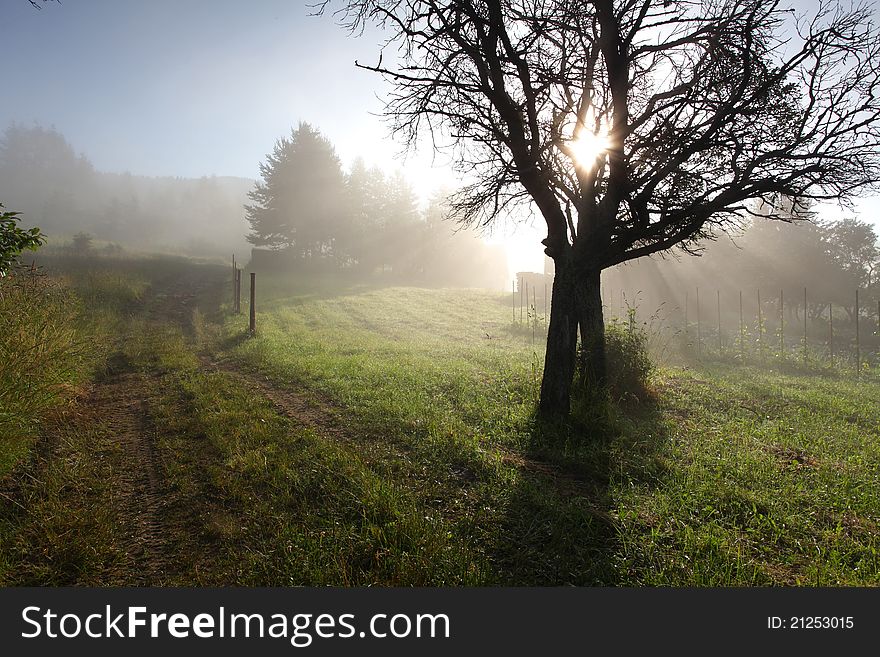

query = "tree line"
[
  {"left": 245, "top": 121, "right": 506, "bottom": 287},
  {"left": 604, "top": 214, "right": 880, "bottom": 328},
  {"left": 0, "top": 123, "right": 252, "bottom": 258}
]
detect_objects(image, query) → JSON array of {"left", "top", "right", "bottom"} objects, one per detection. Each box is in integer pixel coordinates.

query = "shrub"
[
  {"left": 70, "top": 232, "right": 93, "bottom": 254},
  {"left": 603, "top": 310, "right": 653, "bottom": 400},
  {"left": 0, "top": 203, "right": 44, "bottom": 276}
]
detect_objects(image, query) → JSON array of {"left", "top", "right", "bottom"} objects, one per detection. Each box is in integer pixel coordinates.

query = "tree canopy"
[{"left": 246, "top": 122, "right": 347, "bottom": 255}]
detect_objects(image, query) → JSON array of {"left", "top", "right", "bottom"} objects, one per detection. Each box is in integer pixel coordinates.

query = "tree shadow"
[{"left": 488, "top": 393, "right": 671, "bottom": 585}]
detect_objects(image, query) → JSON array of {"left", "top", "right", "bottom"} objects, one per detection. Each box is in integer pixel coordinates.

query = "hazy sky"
[
  {"left": 2, "top": 0, "right": 878, "bottom": 273},
  {"left": 1, "top": 0, "right": 456, "bottom": 188}
]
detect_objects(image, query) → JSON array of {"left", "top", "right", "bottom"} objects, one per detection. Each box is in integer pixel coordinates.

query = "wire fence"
[
  {"left": 604, "top": 285, "right": 880, "bottom": 374},
  {"left": 510, "top": 276, "right": 880, "bottom": 374}
]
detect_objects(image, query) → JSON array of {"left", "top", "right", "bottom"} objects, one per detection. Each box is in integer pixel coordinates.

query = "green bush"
[
  {"left": 604, "top": 311, "right": 653, "bottom": 399},
  {"left": 0, "top": 203, "right": 44, "bottom": 276}
]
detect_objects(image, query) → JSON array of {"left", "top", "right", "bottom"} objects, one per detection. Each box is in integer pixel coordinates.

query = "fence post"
[
  {"left": 803, "top": 287, "right": 808, "bottom": 364},
  {"left": 696, "top": 287, "right": 701, "bottom": 358},
  {"left": 855, "top": 288, "right": 860, "bottom": 376},
  {"left": 757, "top": 289, "right": 763, "bottom": 362},
  {"left": 717, "top": 289, "right": 722, "bottom": 353},
  {"left": 249, "top": 272, "right": 256, "bottom": 334},
  {"left": 829, "top": 302, "right": 834, "bottom": 367},
  {"left": 532, "top": 286, "right": 537, "bottom": 343},
  {"left": 739, "top": 290, "right": 744, "bottom": 361},
  {"left": 779, "top": 288, "right": 784, "bottom": 357}
]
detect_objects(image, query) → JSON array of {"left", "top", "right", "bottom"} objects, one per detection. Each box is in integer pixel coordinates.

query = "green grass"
[
  {"left": 0, "top": 263, "right": 151, "bottom": 476},
  {"left": 0, "top": 276, "right": 83, "bottom": 474},
  {"left": 148, "top": 368, "right": 487, "bottom": 585},
  {"left": 628, "top": 365, "right": 880, "bottom": 585},
  {"left": 225, "top": 285, "right": 542, "bottom": 448},
  {"left": 0, "top": 254, "right": 222, "bottom": 584},
  {"left": 215, "top": 274, "right": 880, "bottom": 585},
  {"left": 3, "top": 258, "right": 878, "bottom": 585}
]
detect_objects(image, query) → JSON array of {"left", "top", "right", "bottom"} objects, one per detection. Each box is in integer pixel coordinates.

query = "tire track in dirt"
[
  {"left": 88, "top": 372, "right": 172, "bottom": 584},
  {"left": 197, "top": 357, "right": 370, "bottom": 449},
  {"left": 79, "top": 265, "right": 227, "bottom": 584}
]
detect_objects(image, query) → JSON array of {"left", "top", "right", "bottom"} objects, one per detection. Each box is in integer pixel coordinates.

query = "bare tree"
[{"left": 322, "top": 0, "right": 880, "bottom": 418}]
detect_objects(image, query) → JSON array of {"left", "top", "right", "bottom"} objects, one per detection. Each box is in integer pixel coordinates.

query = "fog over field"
[{"left": 4, "top": 0, "right": 880, "bottom": 612}]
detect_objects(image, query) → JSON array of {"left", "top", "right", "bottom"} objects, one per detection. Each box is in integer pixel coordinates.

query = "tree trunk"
[
  {"left": 538, "top": 262, "right": 606, "bottom": 418},
  {"left": 538, "top": 259, "right": 579, "bottom": 417},
  {"left": 577, "top": 269, "right": 607, "bottom": 391}
]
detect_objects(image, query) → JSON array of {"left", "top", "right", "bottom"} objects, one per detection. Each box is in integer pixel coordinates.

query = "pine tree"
[{"left": 245, "top": 122, "right": 346, "bottom": 257}]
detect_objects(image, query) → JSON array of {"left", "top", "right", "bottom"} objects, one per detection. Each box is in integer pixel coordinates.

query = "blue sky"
[{"left": 0, "top": 0, "right": 436, "bottom": 181}]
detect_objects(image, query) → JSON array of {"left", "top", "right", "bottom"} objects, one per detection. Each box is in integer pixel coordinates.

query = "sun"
[{"left": 568, "top": 131, "right": 611, "bottom": 167}]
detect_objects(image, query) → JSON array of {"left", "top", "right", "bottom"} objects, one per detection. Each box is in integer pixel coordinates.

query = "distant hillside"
[{"left": 0, "top": 123, "right": 254, "bottom": 258}]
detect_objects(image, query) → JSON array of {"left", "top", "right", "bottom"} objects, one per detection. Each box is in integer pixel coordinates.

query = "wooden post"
[
  {"left": 696, "top": 287, "right": 701, "bottom": 358},
  {"left": 803, "top": 287, "right": 808, "bottom": 364},
  {"left": 739, "top": 290, "right": 744, "bottom": 361},
  {"left": 249, "top": 272, "right": 256, "bottom": 334},
  {"left": 544, "top": 283, "right": 547, "bottom": 326},
  {"left": 855, "top": 288, "right": 860, "bottom": 375},
  {"left": 757, "top": 289, "right": 763, "bottom": 362},
  {"left": 829, "top": 302, "right": 834, "bottom": 367},
  {"left": 232, "top": 254, "right": 236, "bottom": 312},
  {"left": 717, "top": 289, "right": 722, "bottom": 353},
  {"left": 532, "top": 286, "right": 537, "bottom": 343},
  {"left": 779, "top": 289, "right": 784, "bottom": 357}
]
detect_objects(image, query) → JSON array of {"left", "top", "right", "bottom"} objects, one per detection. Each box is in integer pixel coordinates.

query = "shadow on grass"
[{"left": 489, "top": 391, "right": 671, "bottom": 585}]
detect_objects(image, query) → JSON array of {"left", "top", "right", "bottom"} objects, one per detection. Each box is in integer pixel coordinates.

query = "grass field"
[
  {"left": 2, "top": 258, "right": 878, "bottom": 585},
  {"left": 214, "top": 272, "right": 880, "bottom": 585}
]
